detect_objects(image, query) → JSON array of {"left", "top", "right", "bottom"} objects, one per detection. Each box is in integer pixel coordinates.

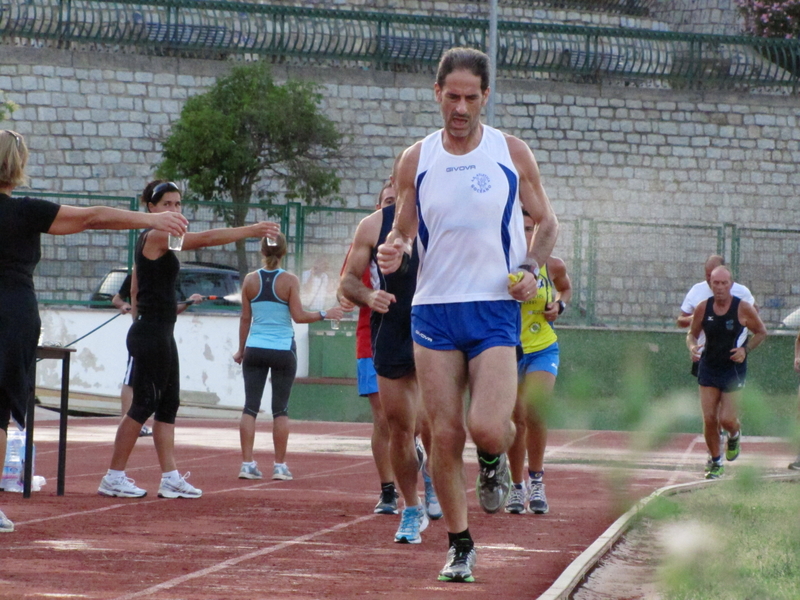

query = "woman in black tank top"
[{"left": 98, "top": 180, "right": 281, "bottom": 500}]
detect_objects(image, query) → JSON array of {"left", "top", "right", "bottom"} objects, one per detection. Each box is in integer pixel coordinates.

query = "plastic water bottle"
[{"left": 2, "top": 431, "right": 24, "bottom": 493}]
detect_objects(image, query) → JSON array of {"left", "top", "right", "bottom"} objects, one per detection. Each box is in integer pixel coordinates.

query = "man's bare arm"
[
  {"left": 378, "top": 144, "right": 421, "bottom": 274},
  {"left": 507, "top": 135, "right": 559, "bottom": 269},
  {"left": 676, "top": 311, "right": 693, "bottom": 328},
  {"left": 339, "top": 212, "right": 381, "bottom": 307}
]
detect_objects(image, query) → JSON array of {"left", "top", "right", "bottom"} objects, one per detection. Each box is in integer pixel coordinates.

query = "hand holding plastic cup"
[{"left": 168, "top": 233, "right": 184, "bottom": 251}]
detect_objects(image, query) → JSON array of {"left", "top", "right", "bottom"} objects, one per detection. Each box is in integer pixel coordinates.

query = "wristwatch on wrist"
[
  {"left": 557, "top": 300, "right": 566, "bottom": 315},
  {"left": 519, "top": 263, "right": 540, "bottom": 279},
  {"left": 319, "top": 310, "right": 327, "bottom": 321}
]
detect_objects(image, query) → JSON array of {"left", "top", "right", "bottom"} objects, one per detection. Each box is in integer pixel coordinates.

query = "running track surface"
[{"left": 1, "top": 414, "right": 794, "bottom": 599}]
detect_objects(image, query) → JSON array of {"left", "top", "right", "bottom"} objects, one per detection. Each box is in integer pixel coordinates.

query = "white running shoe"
[
  {"left": 0, "top": 509, "right": 14, "bottom": 533},
  {"left": 158, "top": 472, "right": 202, "bottom": 499},
  {"left": 239, "top": 462, "right": 263, "bottom": 480},
  {"left": 272, "top": 463, "right": 293, "bottom": 480},
  {"left": 98, "top": 474, "right": 147, "bottom": 498}
]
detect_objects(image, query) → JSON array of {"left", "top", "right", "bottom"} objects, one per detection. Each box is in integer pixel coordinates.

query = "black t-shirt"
[
  {"left": 134, "top": 229, "right": 180, "bottom": 322},
  {"left": 118, "top": 273, "right": 132, "bottom": 302},
  {"left": 0, "top": 193, "right": 61, "bottom": 288},
  {"left": 701, "top": 295, "right": 745, "bottom": 369}
]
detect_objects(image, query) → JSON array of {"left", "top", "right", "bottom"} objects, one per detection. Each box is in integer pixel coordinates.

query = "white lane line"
[
  {"left": 544, "top": 431, "right": 604, "bottom": 458},
  {"left": 109, "top": 513, "right": 379, "bottom": 600},
  {"left": 15, "top": 459, "right": 376, "bottom": 527},
  {"left": 665, "top": 435, "right": 704, "bottom": 487}
]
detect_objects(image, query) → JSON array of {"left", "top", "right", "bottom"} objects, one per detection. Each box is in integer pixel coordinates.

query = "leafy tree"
[
  {"left": 156, "top": 61, "right": 342, "bottom": 278},
  {"left": 0, "top": 94, "right": 17, "bottom": 123}
]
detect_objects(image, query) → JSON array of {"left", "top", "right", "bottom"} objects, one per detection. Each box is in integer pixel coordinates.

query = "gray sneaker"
[
  {"left": 158, "top": 472, "right": 202, "bottom": 499},
  {"left": 527, "top": 480, "right": 549, "bottom": 514},
  {"left": 504, "top": 485, "right": 526, "bottom": 514},
  {"left": 438, "top": 545, "right": 477, "bottom": 583},
  {"left": 0, "top": 509, "right": 14, "bottom": 533},
  {"left": 98, "top": 474, "right": 147, "bottom": 498},
  {"left": 374, "top": 488, "right": 399, "bottom": 514},
  {"left": 239, "top": 462, "right": 263, "bottom": 480},
  {"left": 475, "top": 453, "right": 511, "bottom": 514},
  {"left": 789, "top": 455, "right": 800, "bottom": 471},
  {"left": 272, "top": 463, "right": 293, "bottom": 481}
]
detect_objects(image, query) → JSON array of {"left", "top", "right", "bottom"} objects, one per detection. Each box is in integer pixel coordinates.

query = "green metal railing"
[
  {"left": 3, "top": 0, "right": 800, "bottom": 90},
  {"left": 29, "top": 190, "right": 800, "bottom": 329}
]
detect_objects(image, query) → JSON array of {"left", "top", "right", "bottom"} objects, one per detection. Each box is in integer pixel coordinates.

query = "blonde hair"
[
  {"left": 261, "top": 233, "right": 288, "bottom": 269},
  {"left": 0, "top": 130, "right": 29, "bottom": 189}
]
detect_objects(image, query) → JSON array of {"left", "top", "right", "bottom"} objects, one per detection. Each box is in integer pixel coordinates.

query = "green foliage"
[
  {"left": 0, "top": 94, "right": 17, "bottom": 123},
  {"left": 156, "top": 61, "right": 342, "bottom": 277},
  {"left": 157, "top": 61, "right": 341, "bottom": 220}
]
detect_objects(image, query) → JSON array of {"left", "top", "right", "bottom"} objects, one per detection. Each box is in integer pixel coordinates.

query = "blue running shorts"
[
  {"left": 357, "top": 357, "right": 379, "bottom": 397},
  {"left": 698, "top": 360, "right": 746, "bottom": 393},
  {"left": 518, "top": 342, "right": 560, "bottom": 379},
  {"left": 411, "top": 300, "right": 520, "bottom": 361}
]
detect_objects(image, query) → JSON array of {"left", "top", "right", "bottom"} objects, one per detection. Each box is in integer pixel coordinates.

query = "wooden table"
[{"left": 29, "top": 346, "right": 76, "bottom": 498}]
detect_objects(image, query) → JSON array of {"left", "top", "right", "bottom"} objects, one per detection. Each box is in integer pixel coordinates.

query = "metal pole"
[{"left": 486, "top": 0, "right": 498, "bottom": 126}]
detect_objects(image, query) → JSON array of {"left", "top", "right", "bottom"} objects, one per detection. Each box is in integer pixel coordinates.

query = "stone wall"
[{"left": 3, "top": 35, "right": 800, "bottom": 324}]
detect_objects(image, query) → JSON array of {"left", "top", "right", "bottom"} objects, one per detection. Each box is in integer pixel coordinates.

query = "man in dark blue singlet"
[
  {"left": 339, "top": 197, "right": 440, "bottom": 546},
  {"left": 687, "top": 265, "right": 766, "bottom": 479}
]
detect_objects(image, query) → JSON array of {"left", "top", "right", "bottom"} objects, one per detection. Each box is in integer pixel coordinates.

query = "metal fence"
[
  {"left": 30, "top": 192, "right": 800, "bottom": 330},
  {"left": 3, "top": 0, "right": 800, "bottom": 91}
]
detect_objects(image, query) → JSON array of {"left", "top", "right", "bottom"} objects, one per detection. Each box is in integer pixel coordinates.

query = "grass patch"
[{"left": 641, "top": 474, "right": 800, "bottom": 599}]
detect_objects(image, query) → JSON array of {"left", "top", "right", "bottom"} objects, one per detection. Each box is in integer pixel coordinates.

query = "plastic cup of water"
[
  {"left": 266, "top": 237, "right": 277, "bottom": 246},
  {"left": 168, "top": 234, "right": 184, "bottom": 251},
  {"left": 331, "top": 320, "right": 340, "bottom": 330}
]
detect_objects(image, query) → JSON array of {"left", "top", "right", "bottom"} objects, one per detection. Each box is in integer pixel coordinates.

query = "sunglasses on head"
[
  {"left": 3, "top": 130, "right": 21, "bottom": 148},
  {"left": 151, "top": 181, "right": 180, "bottom": 203}
]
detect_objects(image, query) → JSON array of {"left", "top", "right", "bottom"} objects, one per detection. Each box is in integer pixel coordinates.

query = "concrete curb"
[{"left": 537, "top": 472, "right": 800, "bottom": 600}]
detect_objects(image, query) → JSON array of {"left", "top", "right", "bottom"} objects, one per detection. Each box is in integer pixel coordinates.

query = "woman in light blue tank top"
[{"left": 233, "top": 234, "right": 345, "bottom": 481}]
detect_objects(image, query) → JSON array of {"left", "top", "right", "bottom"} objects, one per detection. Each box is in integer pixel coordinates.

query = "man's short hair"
[{"left": 436, "top": 47, "right": 490, "bottom": 92}]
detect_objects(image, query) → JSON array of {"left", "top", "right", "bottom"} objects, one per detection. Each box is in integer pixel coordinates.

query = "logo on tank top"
[
  {"left": 446, "top": 165, "right": 475, "bottom": 172},
  {"left": 471, "top": 173, "right": 492, "bottom": 193},
  {"left": 726, "top": 319, "right": 735, "bottom": 331}
]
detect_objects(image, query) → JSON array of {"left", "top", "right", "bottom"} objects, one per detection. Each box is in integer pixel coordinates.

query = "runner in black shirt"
[
  {"left": 0, "top": 130, "right": 186, "bottom": 532},
  {"left": 687, "top": 265, "right": 766, "bottom": 479},
  {"left": 97, "top": 180, "right": 279, "bottom": 500}
]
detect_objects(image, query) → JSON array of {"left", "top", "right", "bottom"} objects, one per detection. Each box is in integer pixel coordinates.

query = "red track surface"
[{"left": 0, "top": 417, "right": 794, "bottom": 599}]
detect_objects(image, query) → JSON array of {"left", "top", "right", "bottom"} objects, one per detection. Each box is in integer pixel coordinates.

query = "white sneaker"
[
  {"left": 272, "top": 463, "right": 293, "bottom": 480},
  {"left": 98, "top": 474, "right": 147, "bottom": 498},
  {"left": 239, "top": 462, "right": 263, "bottom": 480},
  {"left": 158, "top": 472, "right": 202, "bottom": 499},
  {"left": 0, "top": 509, "right": 14, "bottom": 533}
]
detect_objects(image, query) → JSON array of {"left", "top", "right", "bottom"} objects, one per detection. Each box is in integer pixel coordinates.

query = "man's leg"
[
  {"left": 467, "top": 346, "right": 517, "bottom": 514},
  {"left": 700, "top": 386, "right": 723, "bottom": 458},
  {"left": 379, "top": 371, "right": 429, "bottom": 543},
  {"left": 415, "top": 345, "right": 469, "bottom": 533},
  {"left": 467, "top": 346, "right": 518, "bottom": 452},
  {"left": 718, "top": 390, "right": 741, "bottom": 461},
  {"left": 700, "top": 386, "right": 725, "bottom": 478},
  {"left": 367, "top": 391, "right": 394, "bottom": 483}
]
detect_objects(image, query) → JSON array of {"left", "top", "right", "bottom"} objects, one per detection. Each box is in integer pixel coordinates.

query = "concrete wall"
[
  {"left": 36, "top": 307, "right": 312, "bottom": 409},
  {"left": 4, "top": 12, "right": 800, "bottom": 323}
]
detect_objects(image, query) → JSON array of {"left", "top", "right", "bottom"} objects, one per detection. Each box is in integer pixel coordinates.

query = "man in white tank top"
[{"left": 377, "top": 47, "right": 559, "bottom": 584}]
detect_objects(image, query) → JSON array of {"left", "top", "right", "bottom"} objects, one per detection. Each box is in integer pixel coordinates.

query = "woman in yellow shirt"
[{"left": 505, "top": 210, "right": 572, "bottom": 515}]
